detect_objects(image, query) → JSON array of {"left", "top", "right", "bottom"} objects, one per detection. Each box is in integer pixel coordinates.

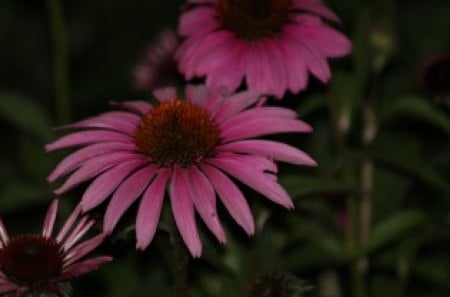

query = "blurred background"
[{"left": 0, "top": 0, "right": 449, "bottom": 296}]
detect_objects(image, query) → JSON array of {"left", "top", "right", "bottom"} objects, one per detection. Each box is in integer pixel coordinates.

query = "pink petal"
[
  {"left": 185, "top": 84, "right": 209, "bottom": 106},
  {"left": 179, "top": 7, "right": 217, "bottom": 36},
  {"left": 64, "top": 234, "right": 107, "bottom": 267},
  {"left": 200, "top": 163, "right": 254, "bottom": 234},
  {"left": 63, "top": 217, "right": 95, "bottom": 251},
  {"left": 109, "top": 100, "right": 152, "bottom": 115},
  {"left": 58, "top": 256, "right": 112, "bottom": 281},
  {"left": 185, "top": 167, "right": 226, "bottom": 243},
  {"left": 278, "top": 35, "right": 309, "bottom": 93},
  {"left": 0, "top": 218, "right": 10, "bottom": 246},
  {"left": 153, "top": 87, "right": 178, "bottom": 102},
  {"left": 263, "top": 38, "right": 289, "bottom": 98},
  {"left": 170, "top": 166, "right": 202, "bottom": 257},
  {"left": 81, "top": 158, "right": 148, "bottom": 212},
  {"left": 42, "top": 199, "right": 59, "bottom": 238},
  {"left": 207, "top": 155, "right": 294, "bottom": 209},
  {"left": 205, "top": 38, "right": 246, "bottom": 94},
  {"left": 103, "top": 166, "right": 157, "bottom": 233},
  {"left": 136, "top": 169, "right": 169, "bottom": 250},
  {"left": 213, "top": 90, "right": 261, "bottom": 123},
  {"left": 48, "top": 142, "right": 137, "bottom": 183},
  {"left": 284, "top": 25, "right": 331, "bottom": 83},
  {"left": 45, "top": 130, "right": 132, "bottom": 152},
  {"left": 58, "top": 111, "right": 139, "bottom": 134},
  {"left": 292, "top": 23, "right": 352, "bottom": 57},
  {"left": 217, "top": 140, "right": 317, "bottom": 166},
  {"left": 184, "top": 31, "right": 234, "bottom": 79},
  {"left": 293, "top": 0, "right": 341, "bottom": 22},
  {"left": 220, "top": 114, "right": 312, "bottom": 143},
  {"left": 54, "top": 152, "right": 139, "bottom": 195},
  {"left": 56, "top": 205, "right": 82, "bottom": 243}
]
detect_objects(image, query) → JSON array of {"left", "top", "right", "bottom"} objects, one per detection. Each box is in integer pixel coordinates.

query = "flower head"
[
  {"left": 0, "top": 199, "right": 112, "bottom": 297},
  {"left": 133, "top": 29, "right": 179, "bottom": 91},
  {"left": 46, "top": 85, "right": 316, "bottom": 257},
  {"left": 176, "top": 0, "right": 352, "bottom": 98}
]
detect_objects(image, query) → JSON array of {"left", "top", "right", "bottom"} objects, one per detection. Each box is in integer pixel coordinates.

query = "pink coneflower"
[
  {"left": 46, "top": 85, "right": 316, "bottom": 257},
  {"left": 176, "top": 0, "right": 352, "bottom": 98},
  {"left": 0, "top": 199, "right": 111, "bottom": 296},
  {"left": 133, "top": 29, "right": 180, "bottom": 91}
]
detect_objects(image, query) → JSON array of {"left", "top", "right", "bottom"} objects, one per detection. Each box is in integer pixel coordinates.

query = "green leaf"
[
  {"left": 0, "top": 92, "right": 52, "bottom": 140},
  {"left": 362, "top": 210, "right": 426, "bottom": 254},
  {"left": 372, "top": 148, "right": 450, "bottom": 195},
  {"left": 380, "top": 95, "right": 450, "bottom": 136}
]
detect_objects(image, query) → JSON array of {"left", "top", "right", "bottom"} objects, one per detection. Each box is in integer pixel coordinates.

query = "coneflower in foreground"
[
  {"left": 176, "top": 0, "right": 352, "bottom": 98},
  {"left": 0, "top": 199, "right": 111, "bottom": 297},
  {"left": 46, "top": 85, "right": 316, "bottom": 257}
]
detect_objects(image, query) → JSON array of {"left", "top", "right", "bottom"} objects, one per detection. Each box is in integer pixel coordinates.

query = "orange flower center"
[
  {"left": 134, "top": 100, "right": 221, "bottom": 167},
  {"left": 218, "top": 0, "right": 292, "bottom": 40},
  {"left": 0, "top": 235, "right": 64, "bottom": 286}
]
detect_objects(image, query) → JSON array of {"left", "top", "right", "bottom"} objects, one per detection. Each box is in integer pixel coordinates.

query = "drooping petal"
[
  {"left": 47, "top": 142, "right": 137, "bottom": 183},
  {"left": 136, "top": 169, "right": 169, "bottom": 250},
  {"left": 293, "top": 0, "right": 341, "bottom": 22},
  {"left": 81, "top": 158, "right": 148, "bottom": 212},
  {"left": 212, "top": 90, "right": 260, "bottom": 123},
  {"left": 217, "top": 140, "right": 317, "bottom": 166},
  {"left": 64, "top": 234, "right": 107, "bottom": 267},
  {"left": 54, "top": 152, "right": 138, "bottom": 195},
  {"left": 58, "top": 256, "right": 113, "bottom": 282},
  {"left": 42, "top": 199, "right": 59, "bottom": 238},
  {"left": 185, "top": 84, "right": 209, "bottom": 106},
  {"left": 185, "top": 167, "right": 226, "bottom": 243},
  {"left": 207, "top": 155, "right": 294, "bottom": 209},
  {"left": 0, "top": 218, "right": 10, "bottom": 245},
  {"left": 221, "top": 117, "right": 312, "bottom": 143},
  {"left": 46, "top": 130, "right": 132, "bottom": 152},
  {"left": 179, "top": 7, "right": 217, "bottom": 36},
  {"left": 58, "top": 111, "right": 139, "bottom": 134},
  {"left": 103, "top": 166, "right": 157, "bottom": 234},
  {"left": 170, "top": 166, "right": 202, "bottom": 257},
  {"left": 200, "top": 163, "right": 255, "bottom": 234}
]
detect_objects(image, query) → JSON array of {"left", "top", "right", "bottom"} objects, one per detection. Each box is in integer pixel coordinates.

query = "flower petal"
[
  {"left": 46, "top": 130, "right": 132, "bottom": 152},
  {"left": 58, "top": 256, "right": 112, "bottom": 281},
  {"left": 136, "top": 168, "right": 169, "bottom": 250},
  {"left": 109, "top": 100, "right": 152, "bottom": 115},
  {"left": 185, "top": 167, "right": 226, "bottom": 243},
  {"left": 153, "top": 87, "right": 178, "bottom": 102},
  {"left": 58, "top": 111, "right": 139, "bottom": 134},
  {"left": 170, "top": 166, "right": 202, "bottom": 257},
  {"left": 42, "top": 199, "right": 59, "bottom": 238},
  {"left": 217, "top": 140, "right": 317, "bottom": 166},
  {"left": 208, "top": 155, "right": 294, "bottom": 209},
  {"left": 200, "top": 163, "right": 255, "bottom": 234},
  {"left": 103, "top": 166, "right": 157, "bottom": 234},
  {"left": 64, "top": 234, "right": 107, "bottom": 267}
]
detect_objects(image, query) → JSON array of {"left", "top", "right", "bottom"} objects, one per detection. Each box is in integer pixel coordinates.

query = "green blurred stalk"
[
  {"left": 169, "top": 221, "right": 189, "bottom": 297},
  {"left": 47, "top": 0, "right": 70, "bottom": 124}
]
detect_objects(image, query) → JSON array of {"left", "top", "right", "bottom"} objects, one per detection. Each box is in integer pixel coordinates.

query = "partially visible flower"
[
  {"left": 420, "top": 51, "right": 450, "bottom": 103},
  {"left": 46, "top": 85, "right": 316, "bottom": 257},
  {"left": 176, "top": 0, "right": 352, "bottom": 98},
  {"left": 133, "top": 29, "right": 180, "bottom": 91},
  {"left": 0, "top": 199, "right": 112, "bottom": 297}
]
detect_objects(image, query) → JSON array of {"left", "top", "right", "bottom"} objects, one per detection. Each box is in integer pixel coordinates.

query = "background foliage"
[{"left": 0, "top": 0, "right": 449, "bottom": 296}]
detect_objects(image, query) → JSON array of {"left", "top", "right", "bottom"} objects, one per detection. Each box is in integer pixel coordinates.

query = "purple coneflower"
[
  {"left": 176, "top": 0, "right": 352, "bottom": 98},
  {"left": 0, "top": 199, "right": 111, "bottom": 296},
  {"left": 46, "top": 85, "right": 316, "bottom": 257},
  {"left": 133, "top": 29, "right": 179, "bottom": 91}
]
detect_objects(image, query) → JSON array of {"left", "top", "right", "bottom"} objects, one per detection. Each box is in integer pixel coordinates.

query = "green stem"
[{"left": 46, "top": 0, "right": 70, "bottom": 124}]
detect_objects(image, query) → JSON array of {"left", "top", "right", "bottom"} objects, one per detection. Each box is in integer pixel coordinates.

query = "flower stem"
[
  {"left": 46, "top": 0, "right": 70, "bottom": 124},
  {"left": 169, "top": 223, "right": 189, "bottom": 297}
]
